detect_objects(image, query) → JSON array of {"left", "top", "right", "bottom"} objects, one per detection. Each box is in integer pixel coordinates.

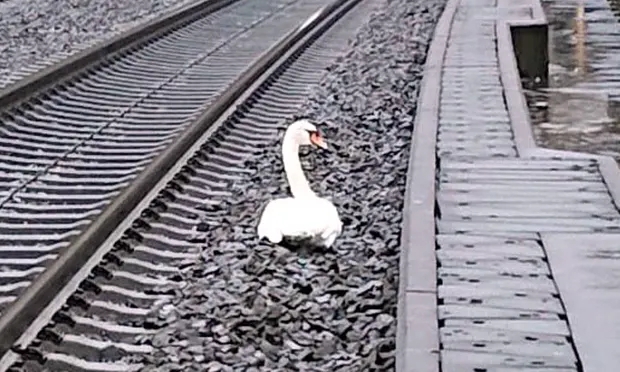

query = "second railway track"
[
  {"left": 0, "top": 0, "right": 378, "bottom": 369},
  {"left": 0, "top": 0, "right": 337, "bottom": 314}
]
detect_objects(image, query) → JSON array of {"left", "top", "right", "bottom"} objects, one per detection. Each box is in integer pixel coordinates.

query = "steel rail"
[
  {"left": 0, "top": 0, "right": 360, "bottom": 360},
  {"left": 0, "top": 0, "right": 325, "bottom": 279},
  {"left": 0, "top": 0, "right": 238, "bottom": 109}
]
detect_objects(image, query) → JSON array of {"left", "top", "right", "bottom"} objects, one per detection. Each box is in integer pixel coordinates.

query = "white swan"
[{"left": 257, "top": 119, "right": 342, "bottom": 248}]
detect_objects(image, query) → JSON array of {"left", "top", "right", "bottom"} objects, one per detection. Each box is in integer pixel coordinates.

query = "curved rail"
[{"left": 0, "top": 0, "right": 365, "bottom": 366}]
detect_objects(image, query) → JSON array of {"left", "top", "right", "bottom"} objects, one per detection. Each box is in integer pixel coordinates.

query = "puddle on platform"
[{"left": 524, "top": 0, "right": 620, "bottom": 162}]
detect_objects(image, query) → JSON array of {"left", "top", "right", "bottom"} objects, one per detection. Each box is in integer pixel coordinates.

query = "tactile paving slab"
[
  {"left": 436, "top": 158, "right": 620, "bottom": 370},
  {"left": 432, "top": 0, "right": 620, "bottom": 369},
  {"left": 437, "top": 234, "right": 578, "bottom": 371}
]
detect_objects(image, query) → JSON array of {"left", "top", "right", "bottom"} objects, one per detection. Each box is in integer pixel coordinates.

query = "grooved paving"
[
  {"left": 434, "top": 0, "right": 620, "bottom": 370},
  {"left": 438, "top": 2, "right": 515, "bottom": 158}
]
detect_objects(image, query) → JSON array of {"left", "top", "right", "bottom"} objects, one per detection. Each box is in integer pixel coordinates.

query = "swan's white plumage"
[
  {"left": 257, "top": 196, "right": 342, "bottom": 248},
  {"left": 256, "top": 119, "right": 343, "bottom": 248}
]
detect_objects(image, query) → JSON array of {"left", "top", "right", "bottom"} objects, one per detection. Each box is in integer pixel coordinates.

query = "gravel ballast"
[
  {"left": 0, "top": 0, "right": 193, "bottom": 87},
  {"left": 128, "top": 0, "right": 446, "bottom": 370}
]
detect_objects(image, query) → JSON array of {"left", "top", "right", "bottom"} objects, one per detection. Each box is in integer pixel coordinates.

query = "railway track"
[
  {"left": 0, "top": 0, "right": 338, "bottom": 314},
  {"left": 0, "top": 0, "right": 376, "bottom": 369}
]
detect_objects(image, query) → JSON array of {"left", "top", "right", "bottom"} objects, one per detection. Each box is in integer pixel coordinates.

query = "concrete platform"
[
  {"left": 396, "top": 0, "right": 620, "bottom": 371},
  {"left": 544, "top": 233, "right": 620, "bottom": 372}
]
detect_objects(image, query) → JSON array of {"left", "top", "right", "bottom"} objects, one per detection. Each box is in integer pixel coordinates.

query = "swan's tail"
[
  {"left": 257, "top": 226, "right": 283, "bottom": 244},
  {"left": 257, "top": 211, "right": 283, "bottom": 244},
  {"left": 322, "top": 230, "right": 339, "bottom": 248}
]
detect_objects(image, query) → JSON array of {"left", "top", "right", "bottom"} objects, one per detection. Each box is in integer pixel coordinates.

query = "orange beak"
[{"left": 310, "top": 132, "right": 327, "bottom": 149}]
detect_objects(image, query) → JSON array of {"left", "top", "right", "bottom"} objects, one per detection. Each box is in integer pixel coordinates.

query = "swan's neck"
[{"left": 282, "top": 133, "right": 316, "bottom": 198}]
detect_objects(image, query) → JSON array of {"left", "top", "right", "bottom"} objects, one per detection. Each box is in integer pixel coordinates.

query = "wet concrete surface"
[
  {"left": 543, "top": 233, "right": 620, "bottom": 372},
  {"left": 524, "top": 0, "right": 620, "bottom": 162}
]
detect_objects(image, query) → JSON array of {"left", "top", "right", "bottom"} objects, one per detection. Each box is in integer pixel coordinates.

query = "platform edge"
[{"left": 395, "top": 0, "right": 459, "bottom": 370}]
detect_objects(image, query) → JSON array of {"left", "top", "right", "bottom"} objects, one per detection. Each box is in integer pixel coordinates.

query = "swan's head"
[{"left": 287, "top": 119, "right": 327, "bottom": 149}]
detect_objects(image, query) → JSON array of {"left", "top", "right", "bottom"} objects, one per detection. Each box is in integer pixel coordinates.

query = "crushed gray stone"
[
  {"left": 0, "top": 0, "right": 194, "bottom": 88},
  {"left": 125, "top": 0, "right": 446, "bottom": 370}
]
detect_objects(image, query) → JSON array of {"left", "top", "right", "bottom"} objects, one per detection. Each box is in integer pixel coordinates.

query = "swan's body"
[
  {"left": 257, "top": 196, "right": 341, "bottom": 247},
  {"left": 257, "top": 119, "right": 342, "bottom": 248}
]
